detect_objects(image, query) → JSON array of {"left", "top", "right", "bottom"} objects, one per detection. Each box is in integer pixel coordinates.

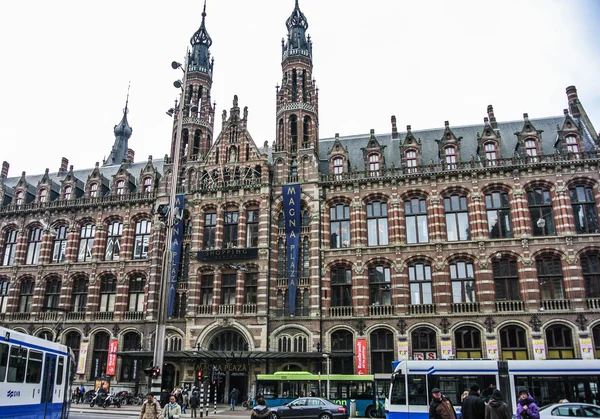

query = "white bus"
[
  {"left": 386, "top": 359, "right": 600, "bottom": 419},
  {"left": 0, "top": 326, "right": 74, "bottom": 419}
]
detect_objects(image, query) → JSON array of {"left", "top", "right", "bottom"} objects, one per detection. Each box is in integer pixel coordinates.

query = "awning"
[{"left": 116, "top": 350, "right": 351, "bottom": 361}]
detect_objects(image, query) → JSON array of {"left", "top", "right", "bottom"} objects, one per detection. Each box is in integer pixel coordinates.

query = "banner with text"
[
  {"left": 532, "top": 338, "right": 546, "bottom": 360},
  {"left": 283, "top": 185, "right": 301, "bottom": 315},
  {"left": 168, "top": 194, "right": 185, "bottom": 317},
  {"left": 356, "top": 338, "right": 368, "bottom": 375},
  {"left": 77, "top": 342, "right": 89, "bottom": 374},
  {"left": 486, "top": 339, "right": 499, "bottom": 360},
  {"left": 580, "top": 337, "right": 594, "bottom": 360},
  {"left": 106, "top": 339, "right": 119, "bottom": 376},
  {"left": 441, "top": 340, "right": 453, "bottom": 359},
  {"left": 397, "top": 341, "right": 409, "bottom": 361}
]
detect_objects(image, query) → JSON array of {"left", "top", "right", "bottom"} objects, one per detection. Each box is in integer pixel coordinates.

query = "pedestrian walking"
[
  {"left": 251, "top": 397, "right": 272, "bottom": 419},
  {"left": 181, "top": 390, "right": 188, "bottom": 414},
  {"left": 462, "top": 384, "right": 486, "bottom": 419},
  {"left": 230, "top": 387, "right": 239, "bottom": 411},
  {"left": 516, "top": 389, "right": 540, "bottom": 419},
  {"left": 485, "top": 389, "right": 511, "bottom": 419},
  {"left": 189, "top": 390, "right": 200, "bottom": 418},
  {"left": 163, "top": 395, "right": 182, "bottom": 419},
  {"left": 139, "top": 393, "right": 162, "bottom": 419},
  {"left": 429, "top": 388, "right": 457, "bottom": 419}
]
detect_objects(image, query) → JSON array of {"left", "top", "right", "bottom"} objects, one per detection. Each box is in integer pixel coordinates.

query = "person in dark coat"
[
  {"left": 516, "top": 390, "right": 540, "bottom": 419},
  {"left": 430, "top": 388, "right": 457, "bottom": 419},
  {"left": 485, "top": 389, "right": 511, "bottom": 419},
  {"left": 189, "top": 391, "right": 200, "bottom": 418},
  {"left": 251, "top": 397, "right": 272, "bottom": 419},
  {"left": 462, "top": 384, "right": 486, "bottom": 419}
]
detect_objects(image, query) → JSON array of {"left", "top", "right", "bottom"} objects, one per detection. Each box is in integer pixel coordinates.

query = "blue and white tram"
[
  {"left": 386, "top": 359, "right": 600, "bottom": 419},
  {"left": 0, "top": 326, "right": 74, "bottom": 419}
]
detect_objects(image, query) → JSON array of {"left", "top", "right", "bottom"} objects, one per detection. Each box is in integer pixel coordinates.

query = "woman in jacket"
[
  {"left": 516, "top": 390, "right": 540, "bottom": 419},
  {"left": 163, "top": 395, "right": 182, "bottom": 419}
]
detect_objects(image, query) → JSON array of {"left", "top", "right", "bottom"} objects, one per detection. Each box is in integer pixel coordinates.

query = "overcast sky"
[{"left": 1, "top": 0, "right": 599, "bottom": 177}]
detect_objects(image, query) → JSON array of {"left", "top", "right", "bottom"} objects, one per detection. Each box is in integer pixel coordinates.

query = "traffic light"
[
  {"left": 152, "top": 366, "right": 161, "bottom": 378},
  {"left": 197, "top": 371, "right": 203, "bottom": 381}
]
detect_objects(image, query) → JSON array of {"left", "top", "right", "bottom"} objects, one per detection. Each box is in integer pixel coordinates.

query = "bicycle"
[{"left": 242, "top": 397, "right": 253, "bottom": 410}]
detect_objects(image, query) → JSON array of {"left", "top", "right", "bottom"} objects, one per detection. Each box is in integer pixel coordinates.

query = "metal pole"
[
  {"left": 204, "top": 382, "right": 209, "bottom": 417},
  {"left": 327, "top": 355, "right": 331, "bottom": 399},
  {"left": 150, "top": 51, "right": 189, "bottom": 396},
  {"left": 213, "top": 382, "right": 217, "bottom": 415},
  {"left": 200, "top": 381, "right": 204, "bottom": 418}
]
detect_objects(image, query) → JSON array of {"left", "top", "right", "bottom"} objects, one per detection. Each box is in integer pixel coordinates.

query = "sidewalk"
[{"left": 72, "top": 402, "right": 252, "bottom": 416}]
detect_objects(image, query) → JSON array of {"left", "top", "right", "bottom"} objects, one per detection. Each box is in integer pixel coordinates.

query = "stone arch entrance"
[{"left": 208, "top": 329, "right": 249, "bottom": 405}]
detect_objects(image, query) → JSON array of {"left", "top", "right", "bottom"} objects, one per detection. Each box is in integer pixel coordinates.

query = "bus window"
[
  {"left": 7, "top": 346, "right": 27, "bottom": 382},
  {"left": 0, "top": 342, "right": 8, "bottom": 381},
  {"left": 257, "top": 381, "right": 277, "bottom": 398},
  {"left": 390, "top": 375, "right": 406, "bottom": 405},
  {"left": 26, "top": 350, "right": 43, "bottom": 383},
  {"left": 56, "top": 356, "right": 64, "bottom": 385},
  {"left": 408, "top": 375, "right": 427, "bottom": 405}
]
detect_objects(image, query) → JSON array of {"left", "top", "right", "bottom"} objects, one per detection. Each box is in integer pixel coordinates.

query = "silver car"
[
  {"left": 269, "top": 397, "right": 349, "bottom": 419},
  {"left": 539, "top": 403, "right": 600, "bottom": 419}
]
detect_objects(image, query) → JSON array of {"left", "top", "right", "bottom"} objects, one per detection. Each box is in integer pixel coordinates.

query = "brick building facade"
[{"left": 1, "top": 0, "right": 600, "bottom": 397}]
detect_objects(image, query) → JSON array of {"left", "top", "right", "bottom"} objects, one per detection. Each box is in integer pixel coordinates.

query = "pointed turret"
[
  {"left": 189, "top": 0, "right": 213, "bottom": 74},
  {"left": 104, "top": 89, "right": 133, "bottom": 166},
  {"left": 283, "top": 0, "right": 312, "bottom": 59}
]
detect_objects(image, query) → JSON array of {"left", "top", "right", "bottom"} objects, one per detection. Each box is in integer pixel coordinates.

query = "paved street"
[{"left": 69, "top": 403, "right": 253, "bottom": 419}]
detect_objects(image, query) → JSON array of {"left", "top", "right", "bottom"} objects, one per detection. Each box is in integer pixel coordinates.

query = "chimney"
[
  {"left": 391, "top": 115, "right": 398, "bottom": 139},
  {"left": 127, "top": 148, "right": 135, "bottom": 163},
  {"left": 487, "top": 105, "right": 498, "bottom": 129},
  {"left": 58, "top": 157, "right": 69, "bottom": 176},
  {"left": 1, "top": 161, "right": 9, "bottom": 179},
  {"left": 566, "top": 85, "right": 581, "bottom": 118}
]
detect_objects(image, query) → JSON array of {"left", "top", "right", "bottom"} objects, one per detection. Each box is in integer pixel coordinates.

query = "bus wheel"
[{"left": 367, "top": 406, "right": 377, "bottom": 418}]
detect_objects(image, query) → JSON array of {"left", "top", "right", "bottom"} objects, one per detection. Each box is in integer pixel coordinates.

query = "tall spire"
[
  {"left": 283, "top": 0, "right": 311, "bottom": 59},
  {"left": 189, "top": 0, "right": 213, "bottom": 73},
  {"left": 104, "top": 84, "right": 133, "bottom": 166}
]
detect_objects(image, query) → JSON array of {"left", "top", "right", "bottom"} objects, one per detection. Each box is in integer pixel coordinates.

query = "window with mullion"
[
  {"left": 0, "top": 280, "right": 9, "bottom": 313},
  {"left": 277, "top": 239, "right": 286, "bottom": 277},
  {"left": 99, "top": 277, "right": 116, "bottom": 312},
  {"left": 44, "top": 279, "right": 61, "bottom": 312},
  {"left": 133, "top": 220, "right": 151, "bottom": 259},
  {"left": 445, "top": 146, "right": 457, "bottom": 169},
  {"left": 536, "top": 256, "right": 564, "bottom": 300},
  {"left": 406, "top": 150, "right": 417, "bottom": 173},
  {"left": 546, "top": 325, "right": 574, "bottom": 359},
  {"left": 72, "top": 278, "right": 88, "bottom": 312},
  {"left": 203, "top": 213, "right": 216, "bottom": 249},
  {"left": 409, "top": 264, "right": 432, "bottom": 304},
  {"left": 128, "top": 277, "right": 145, "bottom": 312},
  {"left": 3, "top": 230, "right": 17, "bottom": 266},
  {"left": 223, "top": 211, "right": 239, "bottom": 248},
  {"left": 493, "top": 259, "right": 520, "bottom": 300},
  {"left": 330, "top": 203, "right": 350, "bottom": 248},
  {"left": 246, "top": 209, "right": 259, "bottom": 248},
  {"left": 525, "top": 139, "right": 539, "bottom": 161},
  {"left": 454, "top": 326, "right": 482, "bottom": 358},
  {"left": 582, "top": 254, "right": 600, "bottom": 298},
  {"left": 444, "top": 195, "right": 470, "bottom": 241},
  {"left": 527, "top": 188, "right": 556, "bottom": 236},
  {"left": 19, "top": 279, "right": 34, "bottom": 312},
  {"left": 412, "top": 327, "right": 437, "bottom": 352},
  {"left": 200, "top": 274, "right": 213, "bottom": 306},
  {"left": 65, "top": 331, "right": 81, "bottom": 365},
  {"left": 370, "top": 329, "right": 394, "bottom": 373},
  {"left": 92, "top": 332, "right": 109, "bottom": 379},
  {"left": 301, "top": 237, "right": 310, "bottom": 278},
  {"left": 77, "top": 224, "right": 96, "bottom": 262},
  {"left": 369, "top": 266, "right": 391, "bottom": 305},
  {"left": 405, "top": 198, "right": 428, "bottom": 244},
  {"left": 485, "top": 142, "right": 497, "bottom": 164},
  {"left": 244, "top": 272, "right": 258, "bottom": 304},
  {"left": 26, "top": 227, "right": 43, "bottom": 265},
  {"left": 369, "top": 154, "right": 380, "bottom": 177},
  {"left": 51, "top": 226, "right": 68, "bottom": 263},
  {"left": 120, "top": 332, "right": 141, "bottom": 381},
  {"left": 105, "top": 221, "right": 123, "bottom": 261},
  {"left": 486, "top": 192, "right": 513, "bottom": 238},
  {"left": 499, "top": 326, "right": 528, "bottom": 360},
  {"left": 221, "top": 273, "right": 236, "bottom": 305},
  {"left": 331, "top": 267, "right": 352, "bottom": 306},
  {"left": 333, "top": 157, "right": 343, "bottom": 179},
  {"left": 450, "top": 261, "right": 475, "bottom": 303},
  {"left": 570, "top": 185, "right": 598, "bottom": 234},
  {"left": 367, "top": 201, "right": 389, "bottom": 246},
  {"left": 331, "top": 330, "right": 353, "bottom": 374},
  {"left": 566, "top": 136, "right": 580, "bottom": 153}
]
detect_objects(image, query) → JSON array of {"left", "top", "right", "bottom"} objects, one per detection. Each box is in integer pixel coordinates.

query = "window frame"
[
  {"left": 409, "top": 263, "right": 433, "bottom": 305},
  {"left": 405, "top": 198, "right": 429, "bottom": 244},
  {"left": 77, "top": 224, "right": 96, "bottom": 262},
  {"left": 485, "top": 191, "right": 513, "bottom": 239},
  {"left": 527, "top": 188, "right": 556, "bottom": 236},
  {"left": 26, "top": 227, "right": 43, "bottom": 265},
  {"left": 99, "top": 277, "right": 117, "bottom": 312},
  {"left": 367, "top": 201, "right": 389, "bottom": 246},
  {"left": 330, "top": 203, "right": 350, "bottom": 249},
  {"left": 132, "top": 220, "right": 151, "bottom": 259}
]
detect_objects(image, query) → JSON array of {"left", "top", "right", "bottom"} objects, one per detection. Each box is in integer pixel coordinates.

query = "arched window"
[
  {"left": 77, "top": 224, "right": 96, "bottom": 262},
  {"left": 105, "top": 221, "right": 122, "bottom": 261},
  {"left": 290, "top": 115, "right": 298, "bottom": 152},
  {"left": 570, "top": 184, "right": 598, "bottom": 234},
  {"left": 454, "top": 326, "right": 482, "bottom": 358},
  {"left": 593, "top": 324, "right": 600, "bottom": 359},
  {"left": 536, "top": 256, "right": 564, "bottom": 300},
  {"left": 486, "top": 191, "right": 513, "bottom": 239},
  {"left": 2, "top": 230, "right": 18, "bottom": 266},
  {"left": 19, "top": 279, "right": 34, "bottom": 312},
  {"left": 493, "top": 259, "right": 520, "bottom": 301},
  {"left": 444, "top": 146, "right": 457, "bottom": 169},
  {"left": 133, "top": 220, "right": 151, "bottom": 259},
  {"left": 499, "top": 325, "right": 528, "bottom": 360},
  {"left": 411, "top": 327, "right": 436, "bottom": 359},
  {"left": 92, "top": 332, "right": 110, "bottom": 379},
  {"left": 445, "top": 195, "right": 469, "bottom": 241},
  {"left": 89, "top": 183, "right": 98, "bottom": 198},
  {"left": 303, "top": 116, "right": 310, "bottom": 147},
  {"left": 369, "top": 265, "right": 391, "bottom": 305},
  {"left": 65, "top": 331, "right": 81, "bottom": 364},
  {"left": 128, "top": 277, "right": 145, "bottom": 312},
  {"left": 546, "top": 325, "right": 574, "bottom": 359},
  {"left": 368, "top": 154, "right": 380, "bottom": 177},
  {"left": 565, "top": 135, "right": 580, "bottom": 153},
  {"left": 405, "top": 150, "right": 417, "bottom": 173},
  {"left": 278, "top": 119, "right": 284, "bottom": 143},
  {"left": 120, "top": 332, "right": 141, "bottom": 381},
  {"left": 525, "top": 139, "right": 538, "bottom": 161},
  {"left": 581, "top": 254, "right": 600, "bottom": 298},
  {"left": 405, "top": 198, "right": 428, "bottom": 244},
  {"left": 15, "top": 191, "right": 24, "bottom": 205},
  {"left": 333, "top": 158, "right": 343, "bottom": 179},
  {"left": 99, "top": 277, "right": 116, "bottom": 312},
  {"left": 370, "top": 329, "right": 394, "bottom": 373},
  {"left": 143, "top": 177, "right": 153, "bottom": 192},
  {"left": 52, "top": 225, "right": 68, "bottom": 263},
  {"left": 331, "top": 267, "right": 352, "bottom": 307},
  {"left": 485, "top": 142, "right": 497, "bottom": 165},
  {"left": 450, "top": 261, "right": 475, "bottom": 303},
  {"left": 209, "top": 330, "right": 247, "bottom": 351},
  {"left": 409, "top": 263, "right": 433, "bottom": 305},
  {"left": 0, "top": 280, "right": 9, "bottom": 313},
  {"left": 44, "top": 278, "right": 61, "bottom": 311},
  {"left": 64, "top": 186, "right": 72, "bottom": 200},
  {"left": 38, "top": 330, "right": 53, "bottom": 341},
  {"left": 246, "top": 209, "right": 259, "bottom": 248},
  {"left": 39, "top": 188, "right": 47, "bottom": 203},
  {"left": 277, "top": 239, "right": 286, "bottom": 277},
  {"left": 367, "top": 201, "right": 389, "bottom": 246},
  {"left": 203, "top": 212, "right": 216, "bottom": 249},
  {"left": 301, "top": 237, "right": 310, "bottom": 278},
  {"left": 331, "top": 330, "right": 353, "bottom": 374},
  {"left": 330, "top": 203, "right": 350, "bottom": 249},
  {"left": 26, "top": 227, "right": 43, "bottom": 264},
  {"left": 72, "top": 277, "right": 88, "bottom": 312},
  {"left": 527, "top": 188, "right": 556, "bottom": 236}
]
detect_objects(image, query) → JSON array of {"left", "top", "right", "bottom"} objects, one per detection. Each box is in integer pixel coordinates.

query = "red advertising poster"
[
  {"left": 355, "top": 339, "right": 367, "bottom": 375},
  {"left": 106, "top": 339, "right": 118, "bottom": 376}
]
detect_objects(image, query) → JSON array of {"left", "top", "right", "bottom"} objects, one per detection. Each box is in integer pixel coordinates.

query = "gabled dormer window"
[
  {"left": 39, "top": 189, "right": 47, "bottom": 203},
  {"left": 116, "top": 180, "right": 125, "bottom": 195},
  {"left": 525, "top": 138, "right": 539, "bottom": 161},
  {"left": 89, "top": 183, "right": 98, "bottom": 198},
  {"left": 406, "top": 150, "right": 417, "bottom": 173},
  {"left": 368, "top": 154, "right": 380, "bottom": 177},
  {"left": 445, "top": 146, "right": 457, "bottom": 169},
  {"left": 15, "top": 191, "right": 24, "bottom": 205},
  {"left": 64, "top": 186, "right": 72, "bottom": 200},
  {"left": 566, "top": 136, "right": 580, "bottom": 153},
  {"left": 333, "top": 157, "right": 343, "bottom": 179},
  {"left": 485, "top": 142, "right": 498, "bottom": 165},
  {"left": 143, "top": 177, "right": 153, "bottom": 192}
]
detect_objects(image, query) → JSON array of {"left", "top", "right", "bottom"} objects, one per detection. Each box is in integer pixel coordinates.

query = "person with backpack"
[
  {"left": 139, "top": 393, "right": 162, "bottom": 419},
  {"left": 189, "top": 390, "right": 200, "bottom": 418}
]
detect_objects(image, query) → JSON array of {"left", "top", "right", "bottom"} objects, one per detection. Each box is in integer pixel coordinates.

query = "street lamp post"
[{"left": 150, "top": 52, "right": 190, "bottom": 396}]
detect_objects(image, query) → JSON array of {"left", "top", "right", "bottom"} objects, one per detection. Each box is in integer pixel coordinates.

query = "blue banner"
[
  {"left": 283, "top": 184, "right": 301, "bottom": 315},
  {"left": 167, "top": 194, "right": 185, "bottom": 317}
]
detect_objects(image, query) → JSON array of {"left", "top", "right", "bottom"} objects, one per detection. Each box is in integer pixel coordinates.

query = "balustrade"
[
  {"left": 451, "top": 302, "right": 481, "bottom": 314},
  {"left": 587, "top": 298, "right": 600, "bottom": 310},
  {"left": 196, "top": 305, "right": 212, "bottom": 315},
  {"left": 66, "top": 312, "right": 85, "bottom": 321},
  {"left": 495, "top": 300, "right": 524, "bottom": 312},
  {"left": 541, "top": 299, "right": 572, "bottom": 311},
  {"left": 369, "top": 305, "right": 394, "bottom": 317},
  {"left": 328, "top": 306, "right": 353, "bottom": 317},
  {"left": 242, "top": 304, "right": 257, "bottom": 314},
  {"left": 218, "top": 305, "right": 235, "bottom": 315},
  {"left": 123, "top": 311, "right": 144, "bottom": 321},
  {"left": 10, "top": 312, "right": 31, "bottom": 321},
  {"left": 92, "top": 311, "right": 114, "bottom": 321},
  {"left": 409, "top": 304, "right": 436, "bottom": 315}
]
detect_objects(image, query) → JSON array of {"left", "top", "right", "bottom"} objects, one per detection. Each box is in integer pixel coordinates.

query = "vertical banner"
[
  {"left": 580, "top": 337, "right": 594, "bottom": 360},
  {"left": 397, "top": 341, "right": 409, "bottom": 361},
  {"left": 441, "top": 340, "right": 453, "bottom": 359},
  {"left": 282, "top": 185, "right": 301, "bottom": 315},
  {"left": 106, "top": 339, "right": 118, "bottom": 376},
  {"left": 532, "top": 338, "right": 546, "bottom": 360},
  {"left": 356, "top": 338, "right": 367, "bottom": 375},
  {"left": 486, "top": 339, "right": 499, "bottom": 360},
  {"left": 77, "top": 342, "right": 89, "bottom": 374},
  {"left": 168, "top": 194, "right": 185, "bottom": 317}
]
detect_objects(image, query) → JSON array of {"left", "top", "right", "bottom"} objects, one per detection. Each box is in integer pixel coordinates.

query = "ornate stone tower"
[{"left": 104, "top": 93, "right": 133, "bottom": 167}]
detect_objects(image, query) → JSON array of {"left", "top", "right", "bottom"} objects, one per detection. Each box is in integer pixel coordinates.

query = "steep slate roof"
[{"left": 318, "top": 115, "right": 594, "bottom": 173}]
